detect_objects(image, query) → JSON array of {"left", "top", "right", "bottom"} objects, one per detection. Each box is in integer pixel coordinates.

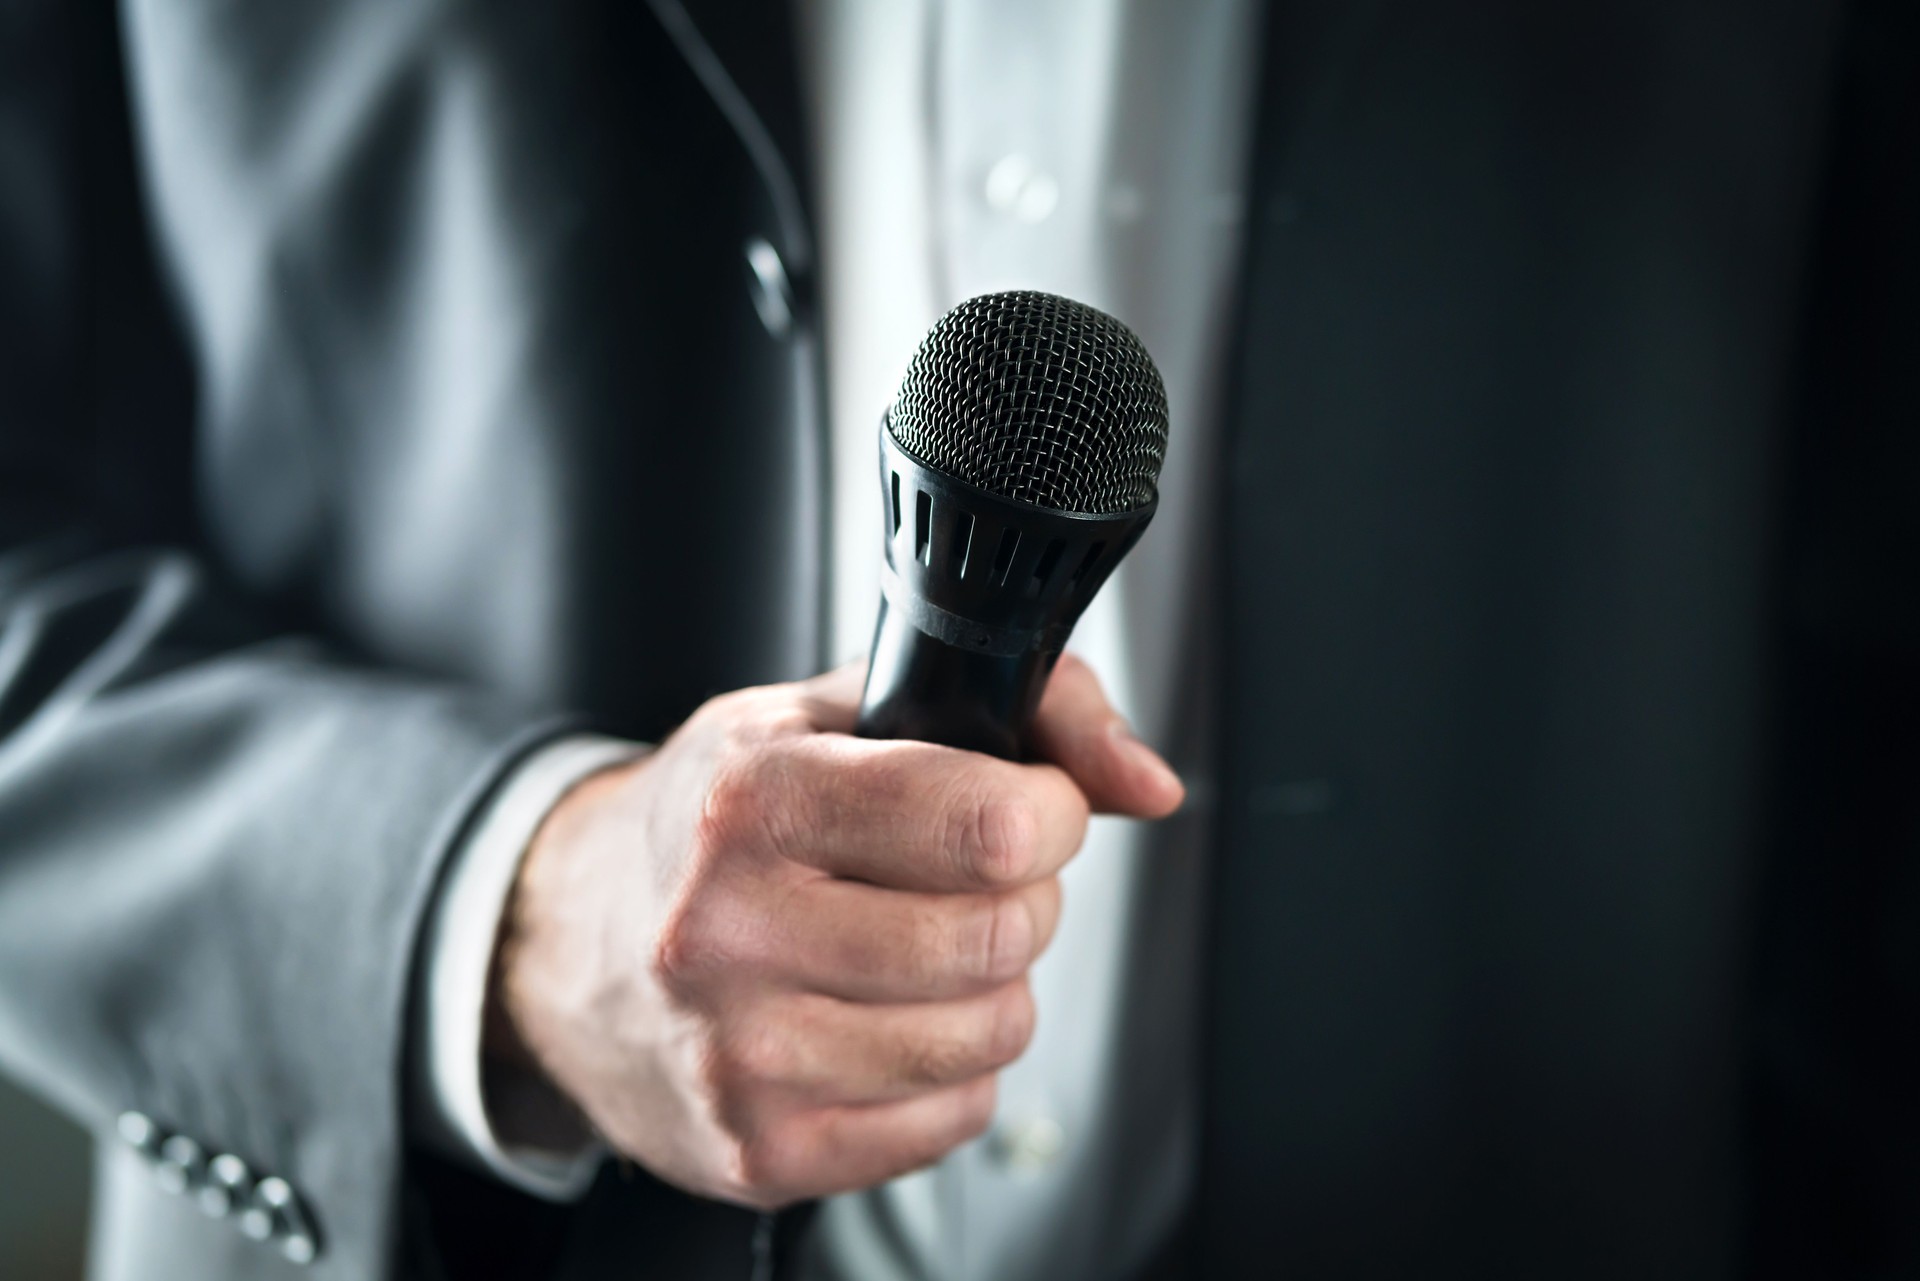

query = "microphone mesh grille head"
[{"left": 888, "top": 291, "right": 1169, "bottom": 514}]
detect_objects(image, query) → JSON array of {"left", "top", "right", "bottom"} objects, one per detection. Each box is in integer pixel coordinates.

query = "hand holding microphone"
[{"left": 484, "top": 294, "right": 1179, "bottom": 1209}]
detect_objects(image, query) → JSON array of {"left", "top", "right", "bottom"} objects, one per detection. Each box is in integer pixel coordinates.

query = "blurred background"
[{"left": 0, "top": 1079, "right": 89, "bottom": 1278}]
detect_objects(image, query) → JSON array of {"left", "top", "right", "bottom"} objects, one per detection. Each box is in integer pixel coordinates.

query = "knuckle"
[
  {"left": 691, "top": 766, "right": 756, "bottom": 859},
  {"left": 710, "top": 1021, "right": 791, "bottom": 1092},
  {"left": 651, "top": 901, "right": 721, "bottom": 988},
  {"left": 904, "top": 1029, "right": 973, "bottom": 1088},
  {"left": 703, "top": 757, "right": 768, "bottom": 840},
  {"left": 958, "top": 792, "right": 1038, "bottom": 888},
  {"left": 963, "top": 896, "right": 1032, "bottom": 985},
  {"left": 897, "top": 902, "right": 949, "bottom": 987},
  {"left": 733, "top": 1129, "right": 803, "bottom": 1208},
  {"left": 696, "top": 749, "right": 798, "bottom": 862}
]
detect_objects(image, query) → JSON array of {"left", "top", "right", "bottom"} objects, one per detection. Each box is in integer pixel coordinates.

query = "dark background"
[{"left": 0, "top": 1080, "right": 89, "bottom": 1277}]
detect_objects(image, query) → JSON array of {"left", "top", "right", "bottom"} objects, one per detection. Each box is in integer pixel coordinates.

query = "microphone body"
[
  {"left": 857, "top": 427, "right": 1153, "bottom": 759},
  {"left": 844, "top": 291, "right": 1166, "bottom": 1281},
  {"left": 852, "top": 290, "right": 1169, "bottom": 761}
]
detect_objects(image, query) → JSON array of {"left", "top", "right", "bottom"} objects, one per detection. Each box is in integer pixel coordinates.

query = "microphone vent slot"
[
  {"left": 949, "top": 511, "right": 976, "bottom": 579},
  {"left": 914, "top": 491, "right": 932, "bottom": 565},
  {"left": 1068, "top": 541, "right": 1106, "bottom": 591},
  {"left": 1025, "top": 539, "right": 1065, "bottom": 599},
  {"left": 991, "top": 530, "right": 1022, "bottom": 586}
]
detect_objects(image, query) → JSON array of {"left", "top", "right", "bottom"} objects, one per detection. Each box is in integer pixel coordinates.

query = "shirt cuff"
[{"left": 410, "top": 733, "right": 647, "bottom": 1201}]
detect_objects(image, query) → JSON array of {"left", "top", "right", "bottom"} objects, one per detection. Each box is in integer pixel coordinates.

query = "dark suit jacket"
[
  {"left": 1202, "top": 3, "right": 1916, "bottom": 1277},
  {"left": 0, "top": 1, "right": 1912, "bottom": 1279}
]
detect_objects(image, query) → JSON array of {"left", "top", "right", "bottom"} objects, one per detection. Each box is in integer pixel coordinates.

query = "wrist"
[{"left": 483, "top": 758, "right": 635, "bottom": 1146}]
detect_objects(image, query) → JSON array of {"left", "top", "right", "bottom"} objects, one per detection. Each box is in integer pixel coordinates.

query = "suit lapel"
[{"left": 652, "top": 0, "right": 815, "bottom": 272}]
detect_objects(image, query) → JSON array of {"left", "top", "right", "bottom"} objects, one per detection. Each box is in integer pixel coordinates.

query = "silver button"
[
  {"left": 984, "top": 155, "right": 1060, "bottom": 224},
  {"left": 743, "top": 237, "right": 794, "bottom": 337},
  {"left": 116, "top": 1111, "right": 162, "bottom": 1160},
  {"left": 238, "top": 1173, "right": 284, "bottom": 1241},
  {"left": 154, "top": 1135, "right": 207, "bottom": 1196},
  {"left": 251, "top": 1176, "right": 320, "bottom": 1266},
  {"left": 989, "top": 1116, "right": 1065, "bottom": 1173},
  {"left": 197, "top": 1153, "right": 252, "bottom": 1218}
]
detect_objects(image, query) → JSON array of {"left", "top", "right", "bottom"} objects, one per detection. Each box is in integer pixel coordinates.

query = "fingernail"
[{"left": 1108, "top": 720, "right": 1184, "bottom": 799}]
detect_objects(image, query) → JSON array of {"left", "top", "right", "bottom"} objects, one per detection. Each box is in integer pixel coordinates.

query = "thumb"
[{"left": 1028, "top": 653, "right": 1184, "bottom": 818}]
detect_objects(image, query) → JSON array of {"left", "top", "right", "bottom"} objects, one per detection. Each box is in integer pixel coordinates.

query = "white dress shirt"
[
  {"left": 410, "top": 735, "right": 640, "bottom": 1200},
  {"left": 412, "top": 3, "right": 1263, "bottom": 1279}
]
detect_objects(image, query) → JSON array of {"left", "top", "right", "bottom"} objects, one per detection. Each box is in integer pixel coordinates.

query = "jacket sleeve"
[{"left": 0, "top": 7, "right": 565, "bottom": 1276}]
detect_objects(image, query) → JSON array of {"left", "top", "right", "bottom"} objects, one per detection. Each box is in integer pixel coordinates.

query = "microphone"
[{"left": 856, "top": 291, "right": 1170, "bottom": 760}]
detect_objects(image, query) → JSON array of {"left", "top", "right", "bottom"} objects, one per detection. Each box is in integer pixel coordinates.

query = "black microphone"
[{"left": 856, "top": 291, "right": 1170, "bottom": 760}]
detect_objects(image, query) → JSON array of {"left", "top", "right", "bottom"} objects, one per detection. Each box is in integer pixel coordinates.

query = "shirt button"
[
  {"left": 990, "top": 1116, "right": 1066, "bottom": 1173},
  {"left": 984, "top": 155, "right": 1060, "bottom": 224}
]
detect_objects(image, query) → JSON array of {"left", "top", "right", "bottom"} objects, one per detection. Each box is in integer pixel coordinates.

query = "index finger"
[
  {"left": 1029, "top": 653, "right": 1184, "bottom": 818},
  {"left": 752, "top": 733, "right": 1092, "bottom": 894}
]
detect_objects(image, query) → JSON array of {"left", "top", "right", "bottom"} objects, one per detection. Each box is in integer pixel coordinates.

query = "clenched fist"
[{"left": 486, "top": 656, "right": 1183, "bottom": 1209}]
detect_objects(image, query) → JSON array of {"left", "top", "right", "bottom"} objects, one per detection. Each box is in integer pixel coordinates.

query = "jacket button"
[
  {"left": 249, "top": 1176, "right": 320, "bottom": 1265},
  {"left": 237, "top": 1202, "right": 274, "bottom": 1243},
  {"left": 154, "top": 1135, "right": 207, "bottom": 1196},
  {"left": 116, "top": 1112, "right": 162, "bottom": 1161},
  {"left": 198, "top": 1153, "right": 253, "bottom": 1218},
  {"left": 281, "top": 1232, "right": 318, "bottom": 1266},
  {"left": 743, "top": 237, "right": 794, "bottom": 337}
]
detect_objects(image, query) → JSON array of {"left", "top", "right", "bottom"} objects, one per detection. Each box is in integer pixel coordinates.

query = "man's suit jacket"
[
  {"left": 1, "top": 1, "right": 1913, "bottom": 1280},
  {"left": 1, "top": 2, "right": 824, "bottom": 1278}
]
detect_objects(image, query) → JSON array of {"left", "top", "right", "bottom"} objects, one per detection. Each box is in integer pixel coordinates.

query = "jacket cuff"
[{"left": 410, "top": 734, "right": 647, "bottom": 1201}]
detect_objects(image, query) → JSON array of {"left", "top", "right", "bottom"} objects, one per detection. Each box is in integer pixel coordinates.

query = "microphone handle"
[{"left": 855, "top": 595, "right": 1057, "bottom": 761}]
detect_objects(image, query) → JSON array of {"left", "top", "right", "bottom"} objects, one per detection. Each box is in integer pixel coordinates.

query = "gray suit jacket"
[
  {"left": 0, "top": 2, "right": 822, "bottom": 1277},
  {"left": 4, "top": 1, "right": 1916, "bottom": 1279}
]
